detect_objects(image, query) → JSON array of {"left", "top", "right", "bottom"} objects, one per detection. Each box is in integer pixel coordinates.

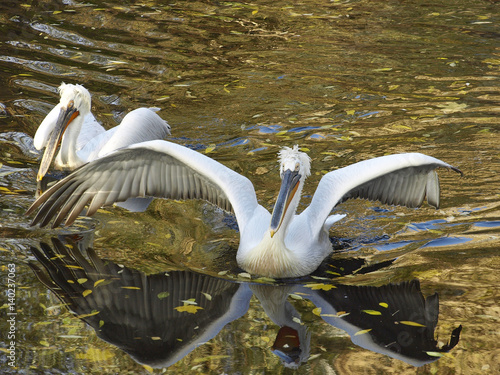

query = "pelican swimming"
[
  {"left": 27, "top": 141, "right": 462, "bottom": 278},
  {"left": 34, "top": 83, "right": 171, "bottom": 181}
]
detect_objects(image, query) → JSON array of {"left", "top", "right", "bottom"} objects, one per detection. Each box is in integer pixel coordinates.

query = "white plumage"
[
  {"left": 27, "top": 141, "right": 462, "bottom": 278},
  {"left": 34, "top": 83, "right": 171, "bottom": 180}
]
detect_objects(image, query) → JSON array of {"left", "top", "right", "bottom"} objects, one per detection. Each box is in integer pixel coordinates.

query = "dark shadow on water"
[{"left": 28, "top": 235, "right": 462, "bottom": 370}]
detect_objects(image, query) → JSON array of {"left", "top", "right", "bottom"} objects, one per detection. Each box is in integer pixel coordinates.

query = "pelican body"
[
  {"left": 34, "top": 83, "right": 171, "bottom": 181},
  {"left": 27, "top": 141, "right": 462, "bottom": 278}
]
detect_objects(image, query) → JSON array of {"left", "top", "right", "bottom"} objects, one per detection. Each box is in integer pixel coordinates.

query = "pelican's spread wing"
[
  {"left": 304, "top": 153, "right": 462, "bottom": 232},
  {"left": 27, "top": 140, "right": 259, "bottom": 228}
]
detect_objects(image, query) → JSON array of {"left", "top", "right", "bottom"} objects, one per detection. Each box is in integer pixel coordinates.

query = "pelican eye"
[{"left": 294, "top": 163, "right": 300, "bottom": 172}]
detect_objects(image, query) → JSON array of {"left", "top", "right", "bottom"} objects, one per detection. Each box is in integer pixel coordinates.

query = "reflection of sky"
[
  {"left": 373, "top": 240, "right": 417, "bottom": 252},
  {"left": 474, "top": 221, "right": 500, "bottom": 228},
  {"left": 422, "top": 236, "right": 472, "bottom": 248}
]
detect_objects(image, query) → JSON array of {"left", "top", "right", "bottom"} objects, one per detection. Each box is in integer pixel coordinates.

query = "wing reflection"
[
  {"left": 29, "top": 236, "right": 251, "bottom": 368},
  {"left": 29, "top": 236, "right": 461, "bottom": 370}
]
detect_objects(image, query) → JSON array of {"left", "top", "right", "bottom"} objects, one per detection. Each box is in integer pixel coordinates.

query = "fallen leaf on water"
[
  {"left": 202, "top": 292, "right": 212, "bottom": 301},
  {"left": 75, "top": 310, "right": 99, "bottom": 319},
  {"left": 362, "top": 310, "right": 382, "bottom": 316},
  {"left": 157, "top": 292, "right": 170, "bottom": 299},
  {"left": 205, "top": 144, "right": 216, "bottom": 153},
  {"left": 174, "top": 305, "right": 204, "bottom": 314},
  {"left": 398, "top": 320, "right": 426, "bottom": 327},
  {"left": 354, "top": 328, "right": 372, "bottom": 336},
  {"left": 304, "top": 283, "right": 336, "bottom": 291}
]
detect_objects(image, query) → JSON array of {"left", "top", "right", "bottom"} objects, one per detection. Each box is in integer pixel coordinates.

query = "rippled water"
[{"left": 0, "top": 1, "right": 499, "bottom": 374}]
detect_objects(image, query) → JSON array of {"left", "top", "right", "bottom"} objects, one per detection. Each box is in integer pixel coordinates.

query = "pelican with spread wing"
[{"left": 27, "top": 141, "right": 461, "bottom": 278}]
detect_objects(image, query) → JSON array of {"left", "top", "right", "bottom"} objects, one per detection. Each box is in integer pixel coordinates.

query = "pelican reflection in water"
[
  {"left": 27, "top": 141, "right": 462, "bottom": 278},
  {"left": 33, "top": 83, "right": 171, "bottom": 211},
  {"left": 29, "top": 237, "right": 462, "bottom": 370}
]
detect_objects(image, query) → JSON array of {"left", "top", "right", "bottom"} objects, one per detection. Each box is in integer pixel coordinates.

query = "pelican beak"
[
  {"left": 271, "top": 326, "right": 301, "bottom": 364},
  {"left": 37, "top": 101, "right": 79, "bottom": 181},
  {"left": 270, "top": 169, "right": 301, "bottom": 238}
]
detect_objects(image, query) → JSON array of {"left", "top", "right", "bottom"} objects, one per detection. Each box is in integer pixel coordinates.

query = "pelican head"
[
  {"left": 36, "top": 83, "right": 91, "bottom": 181},
  {"left": 269, "top": 146, "right": 311, "bottom": 238}
]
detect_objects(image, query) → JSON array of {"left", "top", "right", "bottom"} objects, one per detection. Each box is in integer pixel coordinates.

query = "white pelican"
[
  {"left": 27, "top": 141, "right": 462, "bottom": 278},
  {"left": 34, "top": 83, "right": 171, "bottom": 181}
]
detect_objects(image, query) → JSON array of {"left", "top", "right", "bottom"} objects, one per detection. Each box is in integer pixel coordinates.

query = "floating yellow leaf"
[
  {"left": 99, "top": 320, "right": 104, "bottom": 328},
  {"left": 66, "top": 265, "right": 84, "bottom": 270},
  {"left": 157, "top": 291, "right": 170, "bottom": 299},
  {"left": 0, "top": 247, "right": 9, "bottom": 252},
  {"left": 121, "top": 286, "right": 141, "bottom": 290},
  {"left": 362, "top": 310, "right": 382, "bottom": 316},
  {"left": 39, "top": 340, "right": 50, "bottom": 347},
  {"left": 205, "top": 144, "right": 216, "bottom": 153},
  {"left": 143, "top": 364, "right": 154, "bottom": 373},
  {"left": 238, "top": 272, "right": 252, "bottom": 279},
  {"left": 82, "top": 290, "right": 92, "bottom": 297},
  {"left": 75, "top": 310, "right": 100, "bottom": 319},
  {"left": 304, "top": 283, "right": 336, "bottom": 291},
  {"left": 354, "top": 328, "right": 372, "bottom": 336},
  {"left": 174, "top": 305, "right": 203, "bottom": 314},
  {"left": 77, "top": 278, "right": 88, "bottom": 284},
  {"left": 94, "top": 279, "right": 105, "bottom": 287},
  {"left": 326, "top": 271, "right": 341, "bottom": 276},
  {"left": 379, "top": 302, "right": 388, "bottom": 308},
  {"left": 181, "top": 298, "right": 197, "bottom": 305},
  {"left": 346, "top": 110, "right": 355, "bottom": 115},
  {"left": 254, "top": 276, "right": 276, "bottom": 283},
  {"left": 398, "top": 320, "right": 426, "bottom": 327},
  {"left": 202, "top": 292, "right": 212, "bottom": 301},
  {"left": 312, "top": 307, "right": 322, "bottom": 316}
]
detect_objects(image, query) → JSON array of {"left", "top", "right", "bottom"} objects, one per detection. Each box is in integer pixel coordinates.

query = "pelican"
[
  {"left": 27, "top": 141, "right": 462, "bottom": 278},
  {"left": 34, "top": 83, "right": 171, "bottom": 181}
]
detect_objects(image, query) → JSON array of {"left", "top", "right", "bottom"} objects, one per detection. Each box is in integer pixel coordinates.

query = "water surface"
[{"left": 0, "top": 0, "right": 499, "bottom": 374}]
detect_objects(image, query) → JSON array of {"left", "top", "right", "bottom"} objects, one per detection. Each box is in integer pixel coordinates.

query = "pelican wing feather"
[
  {"left": 27, "top": 140, "right": 259, "bottom": 229},
  {"left": 304, "top": 153, "right": 462, "bottom": 233}
]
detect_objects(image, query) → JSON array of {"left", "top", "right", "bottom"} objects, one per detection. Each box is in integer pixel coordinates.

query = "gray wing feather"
[
  {"left": 28, "top": 147, "right": 239, "bottom": 228},
  {"left": 340, "top": 166, "right": 446, "bottom": 208},
  {"left": 304, "top": 153, "right": 462, "bottom": 235}
]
